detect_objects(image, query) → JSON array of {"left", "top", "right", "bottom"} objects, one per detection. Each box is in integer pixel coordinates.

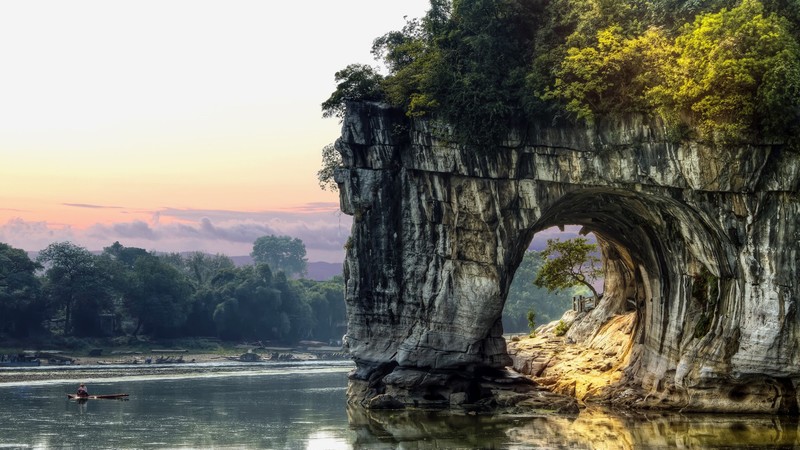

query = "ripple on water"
[{"left": 0, "top": 360, "right": 354, "bottom": 387}]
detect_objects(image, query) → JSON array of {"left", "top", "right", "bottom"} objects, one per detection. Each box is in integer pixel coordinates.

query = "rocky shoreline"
[{"left": 507, "top": 311, "right": 640, "bottom": 408}]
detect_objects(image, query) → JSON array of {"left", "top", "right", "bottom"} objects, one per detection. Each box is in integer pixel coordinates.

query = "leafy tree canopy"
[
  {"left": 0, "top": 243, "right": 44, "bottom": 337},
  {"left": 321, "top": 64, "right": 385, "bottom": 119},
  {"left": 534, "top": 237, "right": 603, "bottom": 300},
  {"left": 0, "top": 238, "right": 344, "bottom": 345},
  {"left": 37, "top": 242, "right": 113, "bottom": 336},
  {"left": 251, "top": 235, "right": 308, "bottom": 278},
  {"left": 323, "top": 0, "right": 800, "bottom": 150},
  {"left": 503, "top": 250, "right": 580, "bottom": 332},
  {"left": 317, "top": 143, "right": 342, "bottom": 192}
]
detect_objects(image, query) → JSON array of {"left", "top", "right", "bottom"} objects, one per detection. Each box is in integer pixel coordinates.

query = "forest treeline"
[
  {"left": 323, "top": 0, "right": 800, "bottom": 149},
  {"left": 0, "top": 237, "right": 577, "bottom": 344},
  {"left": 0, "top": 238, "right": 345, "bottom": 344}
]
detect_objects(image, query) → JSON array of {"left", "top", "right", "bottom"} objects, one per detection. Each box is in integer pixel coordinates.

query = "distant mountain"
[
  {"left": 26, "top": 226, "right": 585, "bottom": 282},
  {"left": 305, "top": 261, "right": 343, "bottom": 281},
  {"left": 229, "top": 255, "right": 254, "bottom": 266},
  {"left": 228, "top": 255, "right": 342, "bottom": 281}
]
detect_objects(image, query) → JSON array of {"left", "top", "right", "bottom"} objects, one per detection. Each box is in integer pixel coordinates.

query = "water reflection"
[
  {"left": 0, "top": 366, "right": 356, "bottom": 449},
  {"left": 349, "top": 406, "right": 800, "bottom": 449},
  {"left": 1, "top": 364, "right": 799, "bottom": 449},
  {"left": 306, "top": 430, "right": 352, "bottom": 450}
]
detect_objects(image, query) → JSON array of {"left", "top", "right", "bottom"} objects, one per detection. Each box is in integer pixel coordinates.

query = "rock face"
[{"left": 335, "top": 101, "right": 800, "bottom": 412}]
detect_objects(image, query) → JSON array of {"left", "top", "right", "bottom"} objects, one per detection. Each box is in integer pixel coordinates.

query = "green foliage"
[
  {"left": 0, "top": 243, "right": 44, "bottom": 337},
  {"left": 534, "top": 237, "right": 603, "bottom": 300},
  {"left": 210, "top": 264, "right": 283, "bottom": 340},
  {"left": 251, "top": 235, "right": 308, "bottom": 278},
  {"left": 503, "top": 250, "right": 577, "bottom": 333},
  {"left": 658, "top": 0, "right": 800, "bottom": 142},
  {"left": 317, "top": 143, "right": 342, "bottom": 192},
  {"left": 553, "top": 320, "right": 571, "bottom": 336},
  {"left": 547, "top": 0, "right": 800, "bottom": 143},
  {"left": 372, "top": 1, "right": 448, "bottom": 116},
  {"left": 526, "top": 309, "right": 536, "bottom": 334},
  {"left": 422, "top": 0, "right": 543, "bottom": 148},
  {"left": 321, "top": 64, "right": 385, "bottom": 120},
  {"left": 546, "top": 26, "right": 672, "bottom": 122},
  {"left": 37, "top": 242, "right": 113, "bottom": 337},
  {"left": 126, "top": 255, "right": 193, "bottom": 338},
  {"left": 182, "top": 252, "right": 235, "bottom": 287},
  {"left": 297, "top": 276, "right": 346, "bottom": 342},
  {"left": 1, "top": 239, "right": 345, "bottom": 345},
  {"left": 327, "top": 0, "right": 800, "bottom": 150}
]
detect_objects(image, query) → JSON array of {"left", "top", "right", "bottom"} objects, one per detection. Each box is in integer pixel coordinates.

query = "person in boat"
[{"left": 76, "top": 383, "right": 89, "bottom": 397}]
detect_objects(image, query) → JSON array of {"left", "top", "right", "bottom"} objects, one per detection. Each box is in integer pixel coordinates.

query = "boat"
[{"left": 67, "top": 393, "right": 129, "bottom": 400}]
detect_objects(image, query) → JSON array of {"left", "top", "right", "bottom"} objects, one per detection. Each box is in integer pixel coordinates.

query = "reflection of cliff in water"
[{"left": 348, "top": 406, "right": 800, "bottom": 449}]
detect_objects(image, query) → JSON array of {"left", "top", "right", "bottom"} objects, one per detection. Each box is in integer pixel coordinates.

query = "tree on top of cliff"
[
  {"left": 322, "top": 0, "right": 800, "bottom": 150},
  {"left": 656, "top": 0, "right": 800, "bottom": 142},
  {"left": 534, "top": 237, "right": 603, "bottom": 300},
  {"left": 321, "top": 64, "right": 384, "bottom": 120}
]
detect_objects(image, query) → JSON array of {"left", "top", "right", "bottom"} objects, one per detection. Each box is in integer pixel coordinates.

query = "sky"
[{"left": 0, "top": 0, "right": 432, "bottom": 263}]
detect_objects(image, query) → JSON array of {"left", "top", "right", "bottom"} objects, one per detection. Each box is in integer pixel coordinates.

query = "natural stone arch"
[
  {"left": 337, "top": 101, "right": 800, "bottom": 412},
  {"left": 518, "top": 187, "right": 738, "bottom": 385}
]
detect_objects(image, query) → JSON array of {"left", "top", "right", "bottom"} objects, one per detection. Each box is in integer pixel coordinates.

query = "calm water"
[{"left": 0, "top": 361, "right": 798, "bottom": 449}]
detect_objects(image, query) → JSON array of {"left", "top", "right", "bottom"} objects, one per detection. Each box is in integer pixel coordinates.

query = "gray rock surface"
[{"left": 336, "top": 101, "right": 800, "bottom": 412}]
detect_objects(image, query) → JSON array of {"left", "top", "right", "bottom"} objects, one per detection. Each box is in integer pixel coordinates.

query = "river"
[{"left": 0, "top": 361, "right": 798, "bottom": 449}]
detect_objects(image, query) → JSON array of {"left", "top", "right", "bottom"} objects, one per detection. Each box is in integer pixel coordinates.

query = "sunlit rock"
[{"left": 336, "top": 101, "right": 800, "bottom": 413}]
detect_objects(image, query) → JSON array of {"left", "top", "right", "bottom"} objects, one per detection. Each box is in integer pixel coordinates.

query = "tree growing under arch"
[{"left": 534, "top": 237, "right": 603, "bottom": 300}]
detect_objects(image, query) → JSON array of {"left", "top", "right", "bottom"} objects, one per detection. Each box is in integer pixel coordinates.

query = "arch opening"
[
  {"left": 502, "top": 226, "right": 604, "bottom": 335},
  {"left": 503, "top": 186, "right": 736, "bottom": 399}
]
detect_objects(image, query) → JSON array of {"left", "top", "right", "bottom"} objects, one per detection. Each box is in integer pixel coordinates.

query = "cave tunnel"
[{"left": 502, "top": 186, "right": 737, "bottom": 389}]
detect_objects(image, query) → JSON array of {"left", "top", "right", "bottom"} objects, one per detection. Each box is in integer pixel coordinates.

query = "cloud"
[
  {"left": 0, "top": 206, "right": 596, "bottom": 264},
  {"left": 112, "top": 221, "right": 159, "bottom": 240},
  {"left": 63, "top": 203, "right": 124, "bottom": 209},
  {"left": 0, "top": 218, "right": 76, "bottom": 251},
  {"left": 0, "top": 206, "right": 352, "bottom": 263}
]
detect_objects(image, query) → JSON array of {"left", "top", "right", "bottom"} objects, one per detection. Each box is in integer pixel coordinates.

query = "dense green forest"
[
  {"left": 0, "top": 238, "right": 345, "bottom": 345},
  {"left": 0, "top": 238, "right": 579, "bottom": 344},
  {"left": 323, "top": 0, "right": 800, "bottom": 149}
]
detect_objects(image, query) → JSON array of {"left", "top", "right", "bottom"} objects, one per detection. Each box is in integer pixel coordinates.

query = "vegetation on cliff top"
[{"left": 323, "top": 0, "right": 800, "bottom": 150}]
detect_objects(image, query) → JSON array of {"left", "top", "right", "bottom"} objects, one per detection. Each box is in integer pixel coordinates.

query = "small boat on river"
[{"left": 67, "top": 393, "right": 129, "bottom": 400}]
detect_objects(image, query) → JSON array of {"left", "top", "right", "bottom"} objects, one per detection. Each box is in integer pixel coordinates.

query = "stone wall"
[{"left": 335, "top": 101, "right": 800, "bottom": 412}]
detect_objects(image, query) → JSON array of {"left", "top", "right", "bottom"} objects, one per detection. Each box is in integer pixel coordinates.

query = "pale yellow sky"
[{"left": 0, "top": 0, "right": 431, "bottom": 260}]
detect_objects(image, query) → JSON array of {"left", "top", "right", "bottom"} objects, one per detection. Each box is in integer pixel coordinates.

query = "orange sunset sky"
[{"left": 0, "top": 0, "right": 431, "bottom": 262}]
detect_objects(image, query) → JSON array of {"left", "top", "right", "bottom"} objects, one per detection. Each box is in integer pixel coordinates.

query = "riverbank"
[{"left": 0, "top": 350, "right": 351, "bottom": 385}]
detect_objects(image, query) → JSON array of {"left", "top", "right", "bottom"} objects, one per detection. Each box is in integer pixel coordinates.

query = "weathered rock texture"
[{"left": 335, "top": 101, "right": 800, "bottom": 412}]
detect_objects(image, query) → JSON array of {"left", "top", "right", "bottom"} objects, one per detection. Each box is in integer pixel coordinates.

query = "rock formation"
[{"left": 335, "top": 101, "right": 800, "bottom": 412}]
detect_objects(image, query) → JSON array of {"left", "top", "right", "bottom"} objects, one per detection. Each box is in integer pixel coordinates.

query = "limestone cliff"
[{"left": 335, "top": 101, "right": 800, "bottom": 413}]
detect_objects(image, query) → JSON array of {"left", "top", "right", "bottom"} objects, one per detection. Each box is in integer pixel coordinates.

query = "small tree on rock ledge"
[{"left": 534, "top": 237, "right": 603, "bottom": 300}]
